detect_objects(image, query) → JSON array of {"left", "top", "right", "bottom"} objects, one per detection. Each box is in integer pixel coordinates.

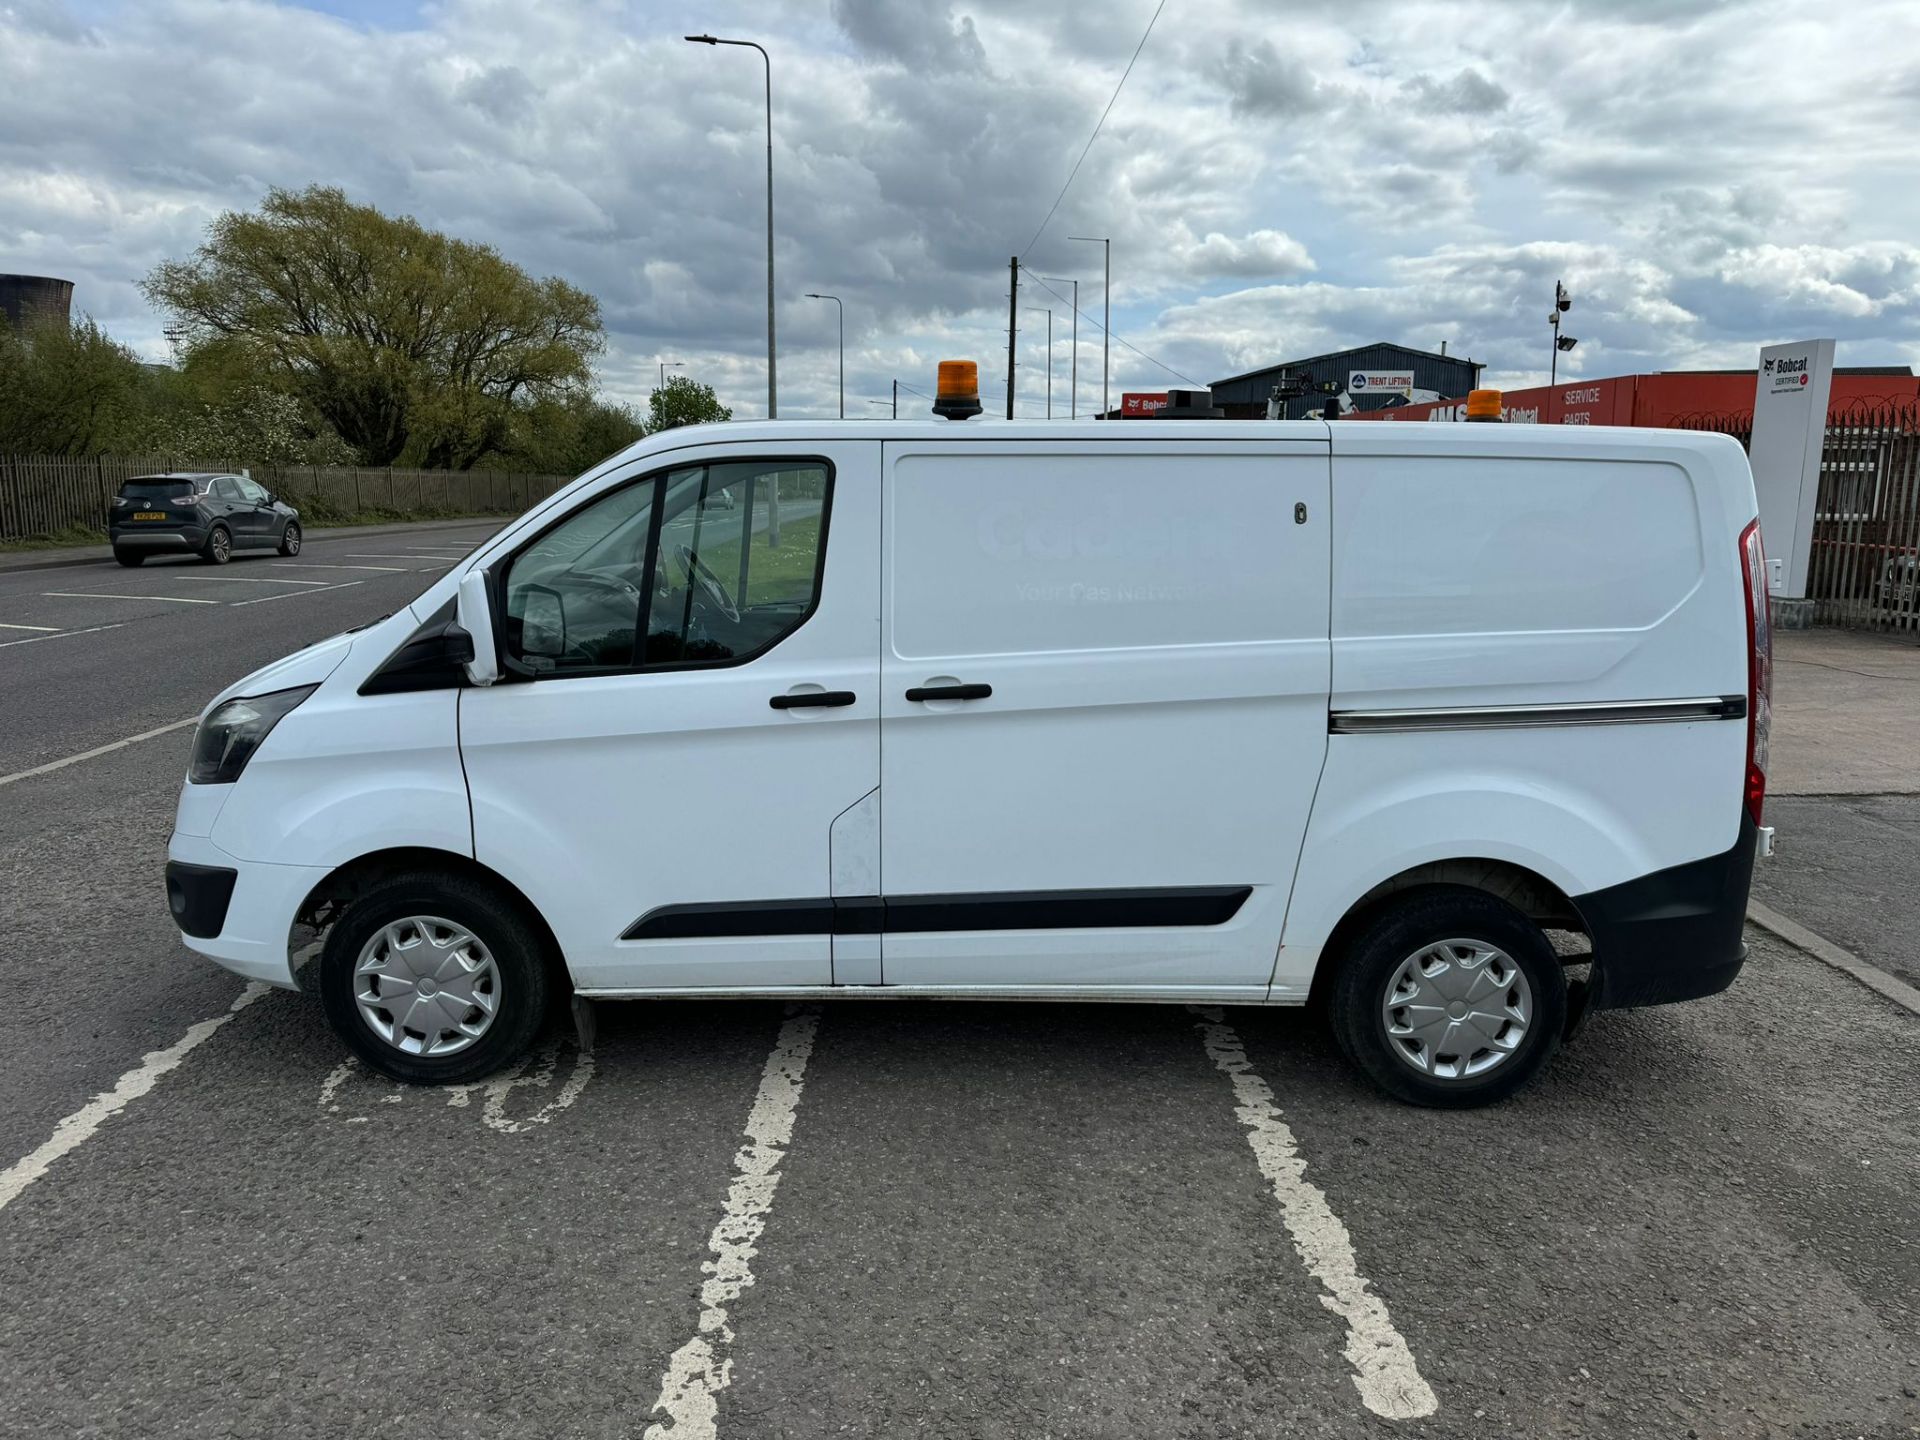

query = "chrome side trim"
[{"left": 1329, "top": 695, "right": 1746, "bottom": 734}]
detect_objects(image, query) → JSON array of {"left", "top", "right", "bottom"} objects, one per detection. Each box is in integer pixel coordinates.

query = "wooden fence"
[
  {"left": 0, "top": 454, "right": 572, "bottom": 542},
  {"left": 1679, "top": 402, "right": 1920, "bottom": 632}
]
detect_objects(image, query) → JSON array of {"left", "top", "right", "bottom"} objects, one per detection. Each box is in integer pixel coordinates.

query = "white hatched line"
[
  {"left": 0, "top": 984, "right": 269, "bottom": 1212},
  {"left": 229, "top": 579, "right": 365, "bottom": 606},
  {"left": 0, "top": 716, "right": 197, "bottom": 789},
  {"left": 1190, "top": 1007, "right": 1438, "bottom": 1421},
  {"left": 0, "top": 622, "right": 126, "bottom": 650},
  {"left": 0, "top": 622, "right": 60, "bottom": 632},
  {"left": 166, "top": 574, "right": 334, "bottom": 587},
  {"left": 42, "top": 591, "right": 219, "bottom": 605},
  {"left": 642, "top": 1009, "right": 820, "bottom": 1439},
  {"left": 271, "top": 562, "right": 408, "bottom": 572}
]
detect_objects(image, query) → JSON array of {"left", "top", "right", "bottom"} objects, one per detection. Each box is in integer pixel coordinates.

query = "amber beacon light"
[
  {"left": 932, "top": 360, "right": 983, "bottom": 420},
  {"left": 1464, "top": 388, "right": 1504, "bottom": 422}
]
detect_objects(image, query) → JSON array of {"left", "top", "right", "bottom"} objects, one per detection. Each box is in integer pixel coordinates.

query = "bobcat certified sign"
[
  {"left": 1349, "top": 370, "right": 1416, "bottom": 396},
  {"left": 1750, "top": 339, "right": 1836, "bottom": 598}
]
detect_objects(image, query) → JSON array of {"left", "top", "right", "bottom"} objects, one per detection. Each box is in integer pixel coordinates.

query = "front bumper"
[
  {"left": 166, "top": 832, "right": 327, "bottom": 990},
  {"left": 111, "top": 525, "right": 207, "bottom": 551},
  {"left": 1576, "top": 812, "right": 1760, "bottom": 1010}
]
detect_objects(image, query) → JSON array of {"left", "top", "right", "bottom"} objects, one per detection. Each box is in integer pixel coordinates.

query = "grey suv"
[{"left": 109, "top": 472, "right": 302, "bottom": 567}]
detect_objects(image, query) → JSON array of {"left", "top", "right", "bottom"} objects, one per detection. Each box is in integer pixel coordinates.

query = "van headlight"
[{"left": 188, "top": 685, "right": 317, "bottom": 785}]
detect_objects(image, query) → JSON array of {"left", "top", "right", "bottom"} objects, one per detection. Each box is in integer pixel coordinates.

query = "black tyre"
[
  {"left": 278, "top": 521, "right": 302, "bottom": 556},
  {"left": 113, "top": 549, "right": 145, "bottom": 567},
  {"left": 1330, "top": 888, "right": 1566, "bottom": 1108},
  {"left": 203, "top": 524, "right": 232, "bottom": 564},
  {"left": 318, "top": 869, "right": 552, "bottom": 1084}
]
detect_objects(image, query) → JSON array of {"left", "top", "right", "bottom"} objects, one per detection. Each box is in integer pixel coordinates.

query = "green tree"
[
  {"left": 648, "top": 374, "right": 731, "bottom": 431},
  {"left": 143, "top": 185, "right": 605, "bottom": 469},
  {"left": 489, "top": 392, "right": 647, "bottom": 475},
  {"left": 0, "top": 316, "right": 145, "bottom": 455}
]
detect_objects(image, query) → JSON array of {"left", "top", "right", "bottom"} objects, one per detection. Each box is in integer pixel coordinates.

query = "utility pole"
[
  {"left": 1070, "top": 236, "right": 1109, "bottom": 416},
  {"left": 1041, "top": 277, "right": 1078, "bottom": 418},
  {"left": 893, "top": 377, "right": 898, "bottom": 419},
  {"left": 804, "top": 293, "right": 843, "bottom": 417},
  {"left": 1006, "top": 256, "right": 1019, "bottom": 420},
  {"left": 1025, "top": 308, "right": 1054, "bottom": 418}
]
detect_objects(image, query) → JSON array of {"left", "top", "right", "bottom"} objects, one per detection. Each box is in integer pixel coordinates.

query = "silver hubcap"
[
  {"left": 286, "top": 527, "right": 300, "bottom": 552},
  {"left": 1381, "top": 938, "right": 1532, "bottom": 1081},
  {"left": 212, "top": 531, "right": 229, "bottom": 559},
  {"left": 353, "top": 916, "right": 501, "bottom": 1057}
]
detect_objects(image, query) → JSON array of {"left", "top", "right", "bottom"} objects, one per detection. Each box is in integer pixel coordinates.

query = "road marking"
[
  {"left": 1747, "top": 900, "right": 1920, "bottom": 1017},
  {"left": 41, "top": 591, "right": 220, "bottom": 604},
  {"left": 345, "top": 552, "right": 451, "bottom": 560},
  {"left": 1190, "top": 1007, "right": 1439, "bottom": 1421},
  {"left": 271, "top": 562, "right": 408, "bottom": 572},
  {"left": 228, "top": 579, "right": 365, "bottom": 606},
  {"left": 0, "top": 622, "right": 126, "bottom": 650},
  {"left": 403, "top": 545, "right": 472, "bottom": 552},
  {"left": 166, "top": 574, "right": 335, "bottom": 587},
  {"left": 0, "top": 715, "right": 197, "bottom": 789},
  {"left": 482, "top": 1041, "right": 596, "bottom": 1131},
  {"left": 0, "top": 622, "right": 61, "bottom": 631},
  {"left": 0, "top": 984, "right": 269, "bottom": 1214},
  {"left": 643, "top": 1009, "right": 820, "bottom": 1439}
]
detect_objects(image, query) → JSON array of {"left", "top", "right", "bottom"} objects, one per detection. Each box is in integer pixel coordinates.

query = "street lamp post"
[
  {"left": 1025, "top": 307, "right": 1054, "bottom": 418},
  {"left": 804, "top": 293, "right": 843, "bottom": 418},
  {"left": 658, "top": 360, "right": 683, "bottom": 391},
  {"left": 686, "top": 34, "right": 777, "bottom": 419},
  {"left": 1069, "top": 236, "right": 1109, "bottom": 416},
  {"left": 1041, "top": 276, "right": 1078, "bottom": 418}
]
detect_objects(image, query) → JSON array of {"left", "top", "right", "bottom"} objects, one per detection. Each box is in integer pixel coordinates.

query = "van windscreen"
[{"left": 118, "top": 479, "right": 198, "bottom": 498}]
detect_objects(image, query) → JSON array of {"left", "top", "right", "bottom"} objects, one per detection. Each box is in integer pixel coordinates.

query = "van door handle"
[
  {"left": 769, "top": 690, "right": 857, "bottom": 710},
  {"left": 905, "top": 682, "right": 992, "bottom": 702}
]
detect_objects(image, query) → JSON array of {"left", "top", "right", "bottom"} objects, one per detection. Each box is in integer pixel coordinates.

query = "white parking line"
[
  {"left": 166, "top": 574, "right": 335, "bottom": 587},
  {"left": 403, "top": 545, "right": 472, "bottom": 552},
  {"left": 1190, "top": 1007, "right": 1438, "bottom": 1422},
  {"left": 0, "top": 984, "right": 269, "bottom": 1213},
  {"left": 41, "top": 591, "right": 220, "bottom": 604},
  {"left": 345, "top": 553, "right": 450, "bottom": 560},
  {"left": 0, "top": 715, "right": 197, "bottom": 789},
  {"left": 271, "top": 562, "right": 408, "bottom": 572},
  {"left": 0, "top": 622, "right": 126, "bottom": 651},
  {"left": 0, "top": 622, "right": 61, "bottom": 631},
  {"left": 228, "top": 579, "right": 365, "bottom": 606},
  {"left": 643, "top": 1009, "right": 820, "bottom": 1439}
]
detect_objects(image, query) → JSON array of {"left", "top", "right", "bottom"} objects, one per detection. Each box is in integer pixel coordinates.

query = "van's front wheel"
[
  {"left": 318, "top": 870, "right": 551, "bottom": 1084},
  {"left": 1331, "top": 889, "right": 1565, "bottom": 1108}
]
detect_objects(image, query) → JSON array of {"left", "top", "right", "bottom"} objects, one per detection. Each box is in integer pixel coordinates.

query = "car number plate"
[{"left": 133, "top": 512, "right": 167, "bottom": 520}]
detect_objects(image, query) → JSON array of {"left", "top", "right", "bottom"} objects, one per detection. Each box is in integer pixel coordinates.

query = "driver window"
[
  {"left": 643, "top": 459, "right": 830, "bottom": 667},
  {"left": 500, "top": 458, "right": 830, "bottom": 677}
]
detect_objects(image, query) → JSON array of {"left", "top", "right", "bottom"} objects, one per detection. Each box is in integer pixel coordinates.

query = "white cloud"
[{"left": 0, "top": 0, "right": 1914, "bottom": 425}]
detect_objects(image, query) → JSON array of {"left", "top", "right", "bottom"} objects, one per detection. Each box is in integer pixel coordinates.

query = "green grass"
[{"left": 702, "top": 511, "right": 823, "bottom": 605}]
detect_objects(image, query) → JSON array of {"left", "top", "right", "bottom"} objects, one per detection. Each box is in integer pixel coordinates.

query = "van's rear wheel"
[
  {"left": 1331, "top": 888, "right": 1565, "bottom": 1108},
  {"left": 318, "top": 870, "right": 551, "bottom": 1084}
]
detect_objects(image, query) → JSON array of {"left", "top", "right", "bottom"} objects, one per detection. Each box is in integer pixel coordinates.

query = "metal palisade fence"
[
  {"left": 0, "top": 454, "right": 573, "bottom": 543},
  {"left": 1679, "top": 402, "right": 1920, "bottom": 632}
]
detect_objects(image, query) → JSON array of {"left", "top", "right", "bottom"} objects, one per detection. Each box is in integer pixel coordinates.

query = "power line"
[
  {"left": 1019, "top": 0, "right": 1167, "bottom": 260},
  {"left": 1024, "top": 273, "right": 1204, "bottom": 389}
]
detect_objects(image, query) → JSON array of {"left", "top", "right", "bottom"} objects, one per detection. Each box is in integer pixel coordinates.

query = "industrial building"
[
  {"left": 0, "top": 274, "right": 74, "bottom": 330},
  {"left": 1208, "top": 342, "right": 1484, "bottom": 419}
]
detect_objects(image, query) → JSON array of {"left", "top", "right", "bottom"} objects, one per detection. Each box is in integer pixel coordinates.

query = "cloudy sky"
[{"left": 4, "top": 0, "right": 1918, "bottom": 421}]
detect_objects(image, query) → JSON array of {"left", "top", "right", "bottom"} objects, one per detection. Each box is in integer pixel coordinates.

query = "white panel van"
[{"left": 166, "top": 415, "right": 1771, "bottom": 1106}]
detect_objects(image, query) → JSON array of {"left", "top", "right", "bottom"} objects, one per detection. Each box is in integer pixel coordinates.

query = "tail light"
[{"left": 1738, "top": 519, "right": 1771, "bottom": 824}]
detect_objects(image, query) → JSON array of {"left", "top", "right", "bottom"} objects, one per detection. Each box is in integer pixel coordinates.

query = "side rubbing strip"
[
  {"left": 621, "top": 887, "right": 1252, "bottom": 941},
  {"left": 1329, "top": 696, "right": 1747, "bottom": 735}
]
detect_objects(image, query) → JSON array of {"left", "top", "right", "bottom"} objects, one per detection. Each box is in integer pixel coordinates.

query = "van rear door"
[{"left": 877, "top": 435, "right": 1331, "bottom": 995}]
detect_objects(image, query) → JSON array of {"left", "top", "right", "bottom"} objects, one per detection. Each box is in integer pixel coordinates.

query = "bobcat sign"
[{"left": 1750, "top": 339, "right": 1835, "bottom": 597}]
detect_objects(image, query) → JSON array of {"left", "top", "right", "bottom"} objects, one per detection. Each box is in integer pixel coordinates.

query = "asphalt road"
[{"left": 2, "top": 528, "right": 1918, "bottom": 1438}]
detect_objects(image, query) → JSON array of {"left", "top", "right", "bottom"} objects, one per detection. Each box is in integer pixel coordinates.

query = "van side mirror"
[{"left": 456, "top": 571, "right": 500, "bottom": 686}]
